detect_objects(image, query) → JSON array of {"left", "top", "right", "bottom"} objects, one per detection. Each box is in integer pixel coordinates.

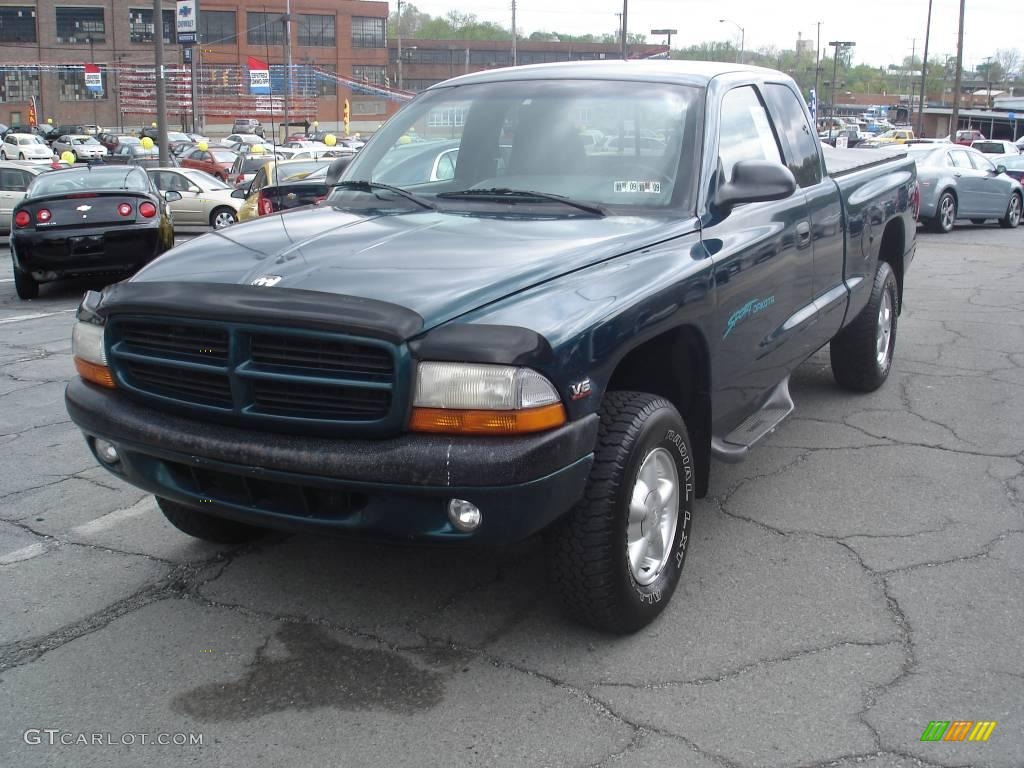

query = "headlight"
[
  {"left": 410, "top": 362, "right": 565, "bottom": 435},
  {"left": 71, "top": 295, "right": 114, "bottom": 389}
]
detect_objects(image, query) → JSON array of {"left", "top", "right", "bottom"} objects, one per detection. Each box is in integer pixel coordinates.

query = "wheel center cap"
[{"left": 642, "top": 490, "right": 661, "bottom": 534}]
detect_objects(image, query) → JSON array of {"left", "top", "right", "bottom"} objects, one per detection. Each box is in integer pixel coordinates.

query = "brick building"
[{"left": 0, "top": 0, "right": 389, "bottom": 130}]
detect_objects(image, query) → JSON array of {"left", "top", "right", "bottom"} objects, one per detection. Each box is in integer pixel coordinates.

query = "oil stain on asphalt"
[{"left": 172, "top": 623, "right": 444, "bottom": 721}]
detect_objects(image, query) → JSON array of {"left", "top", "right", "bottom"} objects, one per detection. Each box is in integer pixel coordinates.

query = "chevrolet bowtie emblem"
[{"left": 76, "top": 204, "right": 92, "bottom": 212}]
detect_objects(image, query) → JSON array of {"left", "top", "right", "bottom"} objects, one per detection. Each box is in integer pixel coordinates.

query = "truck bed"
[{"left": 823, "top": 145, "right": 907, "bottom": 178}]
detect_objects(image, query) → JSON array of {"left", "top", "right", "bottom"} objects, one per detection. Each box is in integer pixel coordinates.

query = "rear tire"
[
  {"left": 13, "top": 268, "right": 39, "bottom": 300},
  {"left": 157, "top": 497, "right": 265, "bottom": 544},
  {"left": 928, "top": 191, "right": 956, "bottom": 233},
  {"left": 999, "top": 193, "right": 1021, "bottom": 229},
  {"left": 830, "top": 261, "right": 898, "bottom": 392},
  {"left": 548, "top": 392, "right": 694, "bottom": 634}
]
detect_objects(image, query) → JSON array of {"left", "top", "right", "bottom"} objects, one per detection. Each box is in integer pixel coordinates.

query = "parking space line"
[
  {"left": 69, "top": 497, "right": 157, "bottom": 537},
  {"left": 0, "top": 309, "right": 76, "bottom": 325},
  {"left": 0, "top": 542, "right": 48, "bottom": 566}
]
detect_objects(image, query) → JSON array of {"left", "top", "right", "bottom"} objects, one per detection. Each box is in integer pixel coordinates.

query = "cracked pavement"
[{"left": 0, "top": 226, "right": 1022, "bottom": 767}]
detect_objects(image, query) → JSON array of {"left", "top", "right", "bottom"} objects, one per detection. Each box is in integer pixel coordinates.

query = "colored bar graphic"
[
  {"left": 944, "top": 721, "right": 973, "bottom": 741},
  {"left": 968, "top": 722, "right": 997, "bottom": 742},
  {"left": 921, "top": 722, "right": 949, "bottom": 741}
]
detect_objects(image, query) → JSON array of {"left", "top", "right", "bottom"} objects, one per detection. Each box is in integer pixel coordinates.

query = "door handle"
[
  {"left": 796, "top": 221, "right": 811, "bottom": 247},
  {"left": 953, "top": 172, "right": 962, "bottom": 178}
]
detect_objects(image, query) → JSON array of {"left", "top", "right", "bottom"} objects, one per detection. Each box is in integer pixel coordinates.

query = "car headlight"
[
  {"left": 410, "top": 362, "right": 565, "bottom": 435},
  {"left": 72, "top": 291, "right": 114, "bottom": 389}
]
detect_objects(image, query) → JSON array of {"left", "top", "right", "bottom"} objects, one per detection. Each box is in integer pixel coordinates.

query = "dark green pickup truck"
[{"left": 66, "top": 61, "right": 917, "bottom": 632}]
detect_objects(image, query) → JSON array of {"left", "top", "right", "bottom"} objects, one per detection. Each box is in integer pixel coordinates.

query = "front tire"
[
  {"left": 157, "top": 497, "right": 265, "bottom": 544},
  {"left": 929, "top": 191, "right": 956, "bottom": 233},
  {"left": 999, "top": 193, "right": 1021, "bottom": 229},
  {"left": 13, "top": 268, "right": 39, "bottom": 300},
  {"left": 210, "top": 207, "right": 236, "bottom": 229},
  {"left": 548, "top": 392, "right": 694, "bottom": 634},
  {"left": 830, "top": 261, "right": 898, "bottom": 392}
]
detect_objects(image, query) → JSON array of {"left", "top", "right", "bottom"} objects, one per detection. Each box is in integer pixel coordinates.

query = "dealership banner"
[
  {"left": 84, "top": 64, "right": 103, "bottom": 93},
  {"left": 176, "top": 0, "right": 197, "bottom": 43},
  {"left": 247, "top": 56, "right": 271, "bottom": 94}
]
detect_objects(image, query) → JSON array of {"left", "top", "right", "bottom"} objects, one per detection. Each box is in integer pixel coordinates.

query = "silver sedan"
[
  {"left": 146, "top": 167, "right": 243, "bottom": 229},
  {"left": 51, "top": 135, "right": 108, "bottom": 161},
  {"left": 909, "top": 144, "right": 1022, "bottom": 232}
]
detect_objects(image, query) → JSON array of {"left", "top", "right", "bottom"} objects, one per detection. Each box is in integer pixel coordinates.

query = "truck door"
[
  {"left": 762, "top": 82, "right": 847, "bottom": 344},
  {"left": 704, "top": 84, "right": 815, "bottom": 431}
]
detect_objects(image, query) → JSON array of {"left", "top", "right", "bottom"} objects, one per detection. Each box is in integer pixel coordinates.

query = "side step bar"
[{"left": 710, "top": 377, "right": 794, "bottom": 464}]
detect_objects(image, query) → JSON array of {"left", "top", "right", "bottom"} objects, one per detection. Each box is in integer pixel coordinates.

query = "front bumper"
[
  {"left": 11, "top": 224, "right": 162, "bottom": 279},
  {"left": 66, "top": 379, "right": 598, "bottom": 544}
]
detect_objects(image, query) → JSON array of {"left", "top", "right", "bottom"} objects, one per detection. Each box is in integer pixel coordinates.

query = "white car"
[
  {"left": 220, "top": 134, "right": 267, "bottom": 148},
  {"left": 0, "top": 161, "right": 51, "bottom": 233},
  {"left": 971, "top": 139, "right": 1020, "bottom": 156},
  {"left": 52, "top": 135, "right": 108, "bottom": 161},
  {"left": 0, "top": 133, "right": 54, "bottom": 161}
]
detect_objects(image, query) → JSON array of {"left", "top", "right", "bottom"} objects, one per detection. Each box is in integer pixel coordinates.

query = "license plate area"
[{"left": 69, "top": 235, "right": 104, "bottom": 255}]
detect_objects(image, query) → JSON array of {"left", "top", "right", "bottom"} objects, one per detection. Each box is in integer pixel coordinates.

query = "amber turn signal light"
[
  {"left": 410, "top": 403, "right": 566, "bottom": 435},
  {"left": 74, "top": 358, "right": 116, "bottom": 389}
]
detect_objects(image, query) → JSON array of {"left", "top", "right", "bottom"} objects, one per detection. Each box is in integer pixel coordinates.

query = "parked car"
[
  {"left": 52, "top": 135, "right": 108, "bottom": 161},
  {"left": 234, "top": 159, "right": 334, "bottom": 221},
  {"left": 906, "top": 143, "right": 1022, "bottom": 231},
  {"left": 51, "top": 125, "right": 89, "bottom": 143},
  {"left": 63, "top": 61, "right": 919, "bottom": 633},
  {"left": 106, "top": 144, "right": 160, "bottom": 165},
  {"left": 8, "top": 164, "right": 176, "bottom": 298},
  {"left": 244, "top": 164, "right": 332, "bottom": 215},
  {"left": 100, "top": 134, "right": 140, "bottom": 154},
  {"left": 873, "top": 128, "right": 916, "bottom": 144},
  {"left": 992, "top": 154, "right": 1024, "bottom": 182},
  {"left": 0, "top": 133, "right": 55, "bottom": 161},
  {"left": 954, "top": 129, "right": 985, "bottom": 146},
  {"left": 0, "top": 161, "right": 52, "bottom": 233},
  {"left": 232, "top": 118, "right": 265, "bottom": 137},
  {"left": 970, "top": 139, "right": 1019, "bottom": 156},
  {"left": 147, "top": 167, "right": 242, "bottom": 229},
  {"left": 226, "top": 151, "right": 277, "bottom": 187},
  {"left": 369, "top": 139, "right": 460, "bottom": 186},
  {"left": 179, "top": 146, "right": 238, "bottom": 181}
]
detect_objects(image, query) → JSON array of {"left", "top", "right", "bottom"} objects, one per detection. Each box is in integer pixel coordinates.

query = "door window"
[
  {"left": 763, "top": 84, "right": 822, "bottom": 188},
  {"left": 0, "top": 169, "right": 28, "bottom": 191},
  {"left": 718, "top": 86, "right": 783, "bottom": 182},
  {"left": 968, "top": 152, "right": 995, "bottom": 172},
  {"left": 949, "top": 151, "right": 972, "bottom": 169}
]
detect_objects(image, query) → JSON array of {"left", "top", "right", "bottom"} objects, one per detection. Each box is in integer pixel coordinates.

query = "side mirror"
[
  {"left": 995, "top": 165, "right": 1006, "bottom": 175},
  {"left": 325, "top": 155, "right": 355, "bottom": 186},
  {"left": 163, "top": 190, "right": 182, "bottom": 202},
  {"left": 714, "top": 160, "right": 797, "bottom": 214},
  {"left": 230, "top": 188, "right": 248, "bottom": 199}
]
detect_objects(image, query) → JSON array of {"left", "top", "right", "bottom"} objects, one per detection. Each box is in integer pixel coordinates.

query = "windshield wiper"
[
  {"left": 332, "top": 180, "right": 436, "bottom": 210},
  {"left": 436, "top": 188, "right": 606, "bottom": 216}
]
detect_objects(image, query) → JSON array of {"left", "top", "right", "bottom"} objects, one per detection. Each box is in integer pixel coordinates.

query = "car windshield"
[
  {"left": 71, "top": 137, "right": 100, "bottom": 145},
  {"left": 972, "top": 142, "right": 1003, "bottom": 153},
  {"left": 339, "top": 79, "right": 701, "bottom": 213},
  {"left": 999, "top": 155, "right": 1024, "bottom": 169},
  {"left": 209, "top": 149, "right": 236, "bottom": 162},
  {"left": 241, "top": 156, "right": 272, "bottom": 172},
  {"left": 167, "top": 132, "right": 190, "bottom": 142},
  {"left": 183, "top": 170, "right": 230, "bottom": 189},
  {"left": 28, "top": 167, "right": 150, "bottom": 197},
  {"left": 21, "top": 136, "right": 45, "bottom": 145},
  {"left": 905, "top": 146, "right": 944, "bottom": 165}
]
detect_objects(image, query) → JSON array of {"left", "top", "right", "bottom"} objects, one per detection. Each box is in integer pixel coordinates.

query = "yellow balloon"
[
  {"left": 140, "top": 136, "right": 154, "bottom": 150},
  {"left": 197, "top": 141, "right": 208, "bottom": 151},
  {"left": 60, "top": 151, "right": 76, "bottom": 164},
  {"left": 47, "top": 118, "right": 53, "bottom": 124},
  {"left": 151, "top": 121, "right": 157, "bottom": 128},
  {"left": 398, "top": 135, "right": 412, "bottom": 145},
  {"left": 323, "top": 134, "right": 337, "bottom": 147},
  {"left": 251, "top": 144, "right": 265, "bottom": 154},
  {"left": 312, "top": 120, "right": 319, "bottom": 128}
]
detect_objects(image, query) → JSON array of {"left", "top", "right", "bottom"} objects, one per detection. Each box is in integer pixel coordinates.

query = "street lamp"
[
  {"left": 828, "top": 41, "right": 856, "bottom": 122},
  {"left": 719, "top": 19, "right": 744, "bottom": 64}
]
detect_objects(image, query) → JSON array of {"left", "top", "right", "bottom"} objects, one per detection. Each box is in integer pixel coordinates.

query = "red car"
[
  {"left": 955, "top": 129, "right": 985, "bottom": 146},
  {"left": 180, "top": 146, "right": 238, "bottom": 181}
]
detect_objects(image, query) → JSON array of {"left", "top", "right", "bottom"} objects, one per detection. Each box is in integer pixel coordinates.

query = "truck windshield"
[{"left": 340, "top": 79, "right": 702, "bottom": 214}]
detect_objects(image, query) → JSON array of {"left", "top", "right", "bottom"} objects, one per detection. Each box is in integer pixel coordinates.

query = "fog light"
[
  {"left": 94, "top": 439, "right": 120, "bottom": 466},
  {"left": 447, "top": 498, "right": 482, "bottom": 532}
]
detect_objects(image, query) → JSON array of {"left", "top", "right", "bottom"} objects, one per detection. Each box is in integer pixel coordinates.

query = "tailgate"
[{"left": 21, "top": 192, "right": 154, "bottom": 228}]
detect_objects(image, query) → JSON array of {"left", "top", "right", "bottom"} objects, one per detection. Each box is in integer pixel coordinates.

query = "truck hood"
[{"left": 133, "top": 204, "right": 695, "bottom": 331}]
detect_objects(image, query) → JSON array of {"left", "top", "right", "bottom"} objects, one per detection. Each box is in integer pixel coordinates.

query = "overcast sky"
[{"left": 402, "top": 0, "right": 1017, "bottom": 69}]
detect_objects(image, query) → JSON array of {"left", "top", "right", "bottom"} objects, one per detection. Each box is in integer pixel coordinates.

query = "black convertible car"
[{"left": 9, "top": 165, "right": 177, "bottom": 299}]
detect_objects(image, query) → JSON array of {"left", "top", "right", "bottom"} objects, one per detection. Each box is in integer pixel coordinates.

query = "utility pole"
[
  {"left": 949, "top": 0, "right": 966, "bottom": 138},
  {"left": 620, "top": 0, "right": 628, "bottom": 60},
  {"left": 282, "top": 0, "right": 292, "bottom": 139},
  {"left": 828, "top": 41, "right": 855, "bottom": 123},
  {"left": 511, "top": 0, "right": 516, "bottom": 66},
  {"left": 153, "top": 0, "right": 169, "bottom": 165},
  {"left": 983, "top": 56, "right": 993, "bottom": 109},
  {"left": 917, "top": 0, "right": 932, "bottom": 135},
  {"left": 397, "top": 0, "right": 403, "bottom": 90},
  {"left": 814, "top": 21, "right": 821, "bottom": 115}
]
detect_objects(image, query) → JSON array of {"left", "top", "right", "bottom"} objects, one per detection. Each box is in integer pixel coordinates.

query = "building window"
[
  {"left": 199, "top": 10, "right": 236, "bottom": 45},
  {"left": 247, "top": 12, "right": 283, "bottom": 46},
  {"left": 469, "top": 51, "right": 512, "bottom": 66},
  {"left": 0, "top": 67, "right": 40, "bottom": 102},
  {"left": 0, "top": 6, "right": 36, "bottom": 43},
  {"left": 128, "top": 8, "right": 174, "bottom": 44},
  {"left": 403, "top": 79, "right": 444, "bottom": 93},
  {"left": 351, "top": 16, "right": 384, "bottom": 48},
  {"left": 316, "top": 64, "right": 336, "bottom": 96},
  {"left": 297, "top": 14, "right": 333, "bottom": 47},
  {"left": 55, "top": 7, "right": 105, "bottom": 44},
  {"left": 59, "top": 65, "right": 107, "bottom": 100},
  {"left": 427, "top": 106, "right": 468, "bottom": 128},
  {"left": 352, "top": 65, "right": 386, "bottom": 87}
]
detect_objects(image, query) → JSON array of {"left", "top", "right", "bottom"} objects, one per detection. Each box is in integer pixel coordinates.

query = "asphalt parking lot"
[{"left": 0, "top": 225, "right": 1021, "bottom": 768}]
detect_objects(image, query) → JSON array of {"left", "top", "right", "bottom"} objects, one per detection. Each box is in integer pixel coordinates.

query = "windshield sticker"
[{"left": 614, "top": 180, "right": 662, "bottom": 194}]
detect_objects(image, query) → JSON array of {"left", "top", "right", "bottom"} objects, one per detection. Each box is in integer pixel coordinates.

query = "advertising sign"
[
  {"left": 84, "top": 63, "right": 103, "bottom": 93},
  {"left": 248, "top": 56, "right": 271, "bottom": 94},
  {"left": 176, "top": 0, "right": 197, "bottom": 44}
]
